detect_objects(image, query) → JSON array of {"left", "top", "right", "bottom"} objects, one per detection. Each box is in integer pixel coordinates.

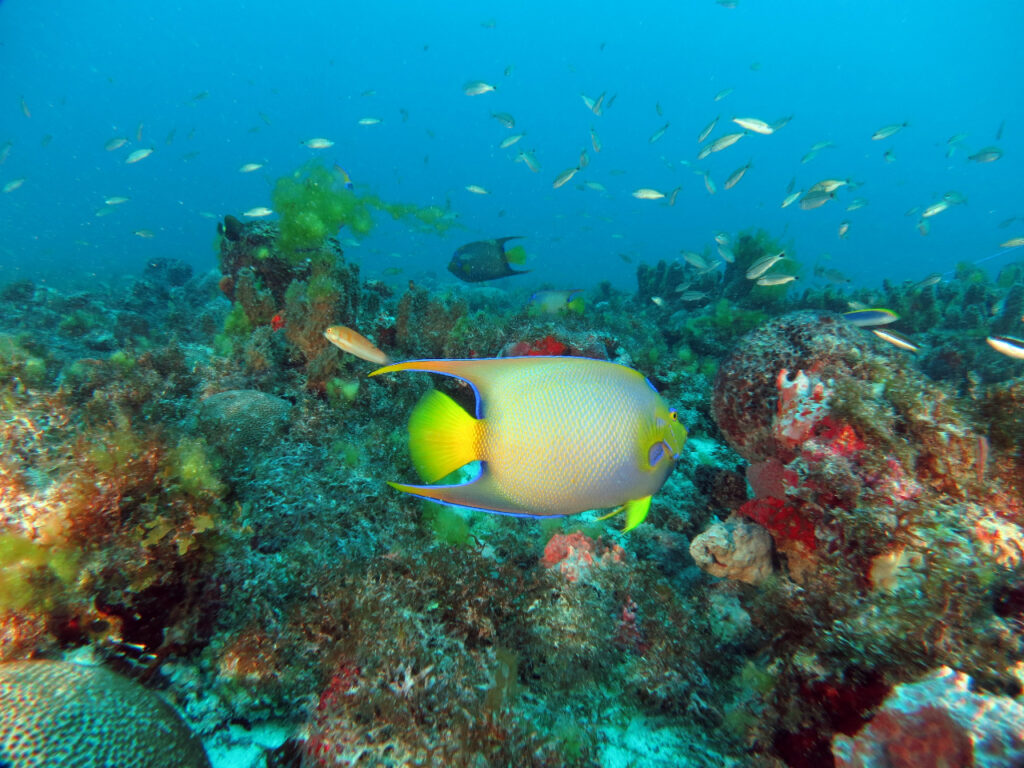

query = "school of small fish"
[{"left": 1, "top": 23, "right": 1016, "bottom": 377}]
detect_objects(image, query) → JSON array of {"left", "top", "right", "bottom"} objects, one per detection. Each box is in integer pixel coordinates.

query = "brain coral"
[
  {"left": 197, "top": 389, "right": 291, "bottom": 456},
  {"left": 0, "top": 660, "right": 210, "bottom": 768},
  {"left": 711, "top": 310, "right": 870, "bottom": 462}
]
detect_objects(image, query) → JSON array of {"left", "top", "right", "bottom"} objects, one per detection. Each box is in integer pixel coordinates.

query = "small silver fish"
[
  {"left": 781, "top": 190, "right": 802, "bottom": 208},
  {"left": 912, "top": 273, "right": 943, "bottom": 289},
  {"left": 679, "top": 290, "right": 708, "bottom": 301},
  {"left": 125, "top": 147, "right": 153, "bottom": 164},
  {"left": 871, "top": 122, "right": 908, "bottom": 140},
  {"left": 464, "top": 81, "right": 497, "bottom": 96},
  {"left": 632, "top": 188, "right": 665, "bottom": 200},
  {"left": 987, "top": 335, "right": 1024, "bottom": 360},
  {"left": 706, "top": 132, "right": 746, "bottom": 153},
  {"left": 515, "top": 150, "right": 540, "bottom": 172},
  {"left": 491, "top": 112, "right": 515, "bottom": 128},
  {"left": 732, "top": 117, "right": 773, "bottom": 135},
  {"left": 968, "top": 146, "right": 1002, "bottom": 163},
  {"left": 809, "top": 178, "right": 849, "bottom": 194},
  {"left": 723, "top": 161, "right": 751, "bottom": 190},
  {"left": 697, "top": 116, "right": 719, "bottom": 144},
  {"left": 553, "top": 167, "right": 579, "bottom": 189},
  {"left": 756, "top": 274, "right": 797, "bottom": 286},
  {"left": 771, "top": 115, "right": 794, "bottom": 131},
  {"left": 681, "top": 251, "right": 710, "bottom": 270},
  {"left": 872, "top": 329, "right": 919, "bottom": 353},
  {"left": 746, "top": 252, "right": 786, "bottom": 280},
  {"left": 648, "top": 122, "right": 670, "bottom": 144},
  {"left": 703, "top": 171, "right": 717, "bottom": 195},
  {"left": 799, "top": 189, "right": 835, "bottom": 210}
]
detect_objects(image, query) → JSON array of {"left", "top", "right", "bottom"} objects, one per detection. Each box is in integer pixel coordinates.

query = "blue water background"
[{"left": 1, "top": 0, "right": 1021, "bottom": 295}]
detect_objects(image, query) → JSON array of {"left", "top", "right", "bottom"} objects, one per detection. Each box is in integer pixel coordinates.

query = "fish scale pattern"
[
  {"left": 0, "top": 660, "right": 210, "bottom": 768},
  {"left": 480, "top": 359, "right": 658, "bottom": 514}
]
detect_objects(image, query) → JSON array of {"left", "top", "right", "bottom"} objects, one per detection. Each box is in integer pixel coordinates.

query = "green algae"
[
  {"left": 0, "top": 533, "right": 79, "bottom": 612},
  {"left": 172, "top": 437, "right": 225, "bottom": 498},
  {"left": 429, "top": 506, "right": 472, "bottom": 547},
  {"left": 271, "top": 162, "right": 457, "bottom": 263},
  {"left": 273, "top": 163, "right": 372, "bottom": 260},
  {"left": 325, "top": 377, "right": 360, "bottom": 407}
]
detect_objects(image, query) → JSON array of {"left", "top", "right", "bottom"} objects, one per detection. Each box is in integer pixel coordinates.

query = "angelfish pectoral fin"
[{"left": 596, "top": 495, "right": 653, "bottom": 532}]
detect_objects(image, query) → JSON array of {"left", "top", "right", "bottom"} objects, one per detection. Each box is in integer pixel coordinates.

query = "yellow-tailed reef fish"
[
  {"left": 842, "top": 308, "right": 899, "bottom": 327},
  {"left": 370, "top": 357, "right": 687, "bottom": 531},
  {"left": 528, "top": 289, "right": 584, "bottom": 316},
  {"left": 448, "top": 236, "right": 529, "bottom": 282}
]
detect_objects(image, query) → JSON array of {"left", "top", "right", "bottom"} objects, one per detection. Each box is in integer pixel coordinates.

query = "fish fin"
[
  {"left": 595, "top": 496, "right": 652, "bottom": 532},
  {"left": 407, "top": 389, "right": 480, "bottom": 483},
  {"left": 622, "top": 496, "right": 652, "bottom": 532},
  {"left": 388, "top": 465, "right": 554, "bottom": 518},
  {"left": 495, "top": 235, "right": 524, "bottom": 250},
  {"left": 504, "top": 244, "right": 528, "bottom": 265},
  {"left": 371, "top": 357, "right": 572, "bottom": 418}
]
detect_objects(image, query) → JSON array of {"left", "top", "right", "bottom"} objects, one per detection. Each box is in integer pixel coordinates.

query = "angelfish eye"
[{"left": 669, "top": 410, "right": 678, "bottom": 421}]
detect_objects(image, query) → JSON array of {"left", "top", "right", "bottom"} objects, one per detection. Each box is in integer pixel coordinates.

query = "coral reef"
[
  {"left": 0, "top": 659, "right": 210, "bottom": 767},
  {"left": 692, "top": 309, "right": 1024, "bottom": 763},
  {"left": 0, "top": 225, "right": 1021, "bottom": 768},
  {"left": 832, "top": 667, "right": 1024, "bottom": 768}
]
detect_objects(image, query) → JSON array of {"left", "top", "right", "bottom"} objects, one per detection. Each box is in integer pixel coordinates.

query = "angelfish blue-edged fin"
[
  {"left": 596, "top": 495, "right": 653, "bottom": 532},
  {"left": 387, "top": 465, "right": 562, "bottom": 519}
]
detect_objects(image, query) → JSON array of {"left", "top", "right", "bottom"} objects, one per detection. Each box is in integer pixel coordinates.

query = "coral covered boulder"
[
  {"left": 0, "top": 660, "right": 210, "bottom": 767},
  {"left": 832, "top": 667, "right": 1024, "bottom": 768},
  {"left": 711, "top": 310, "right": 868, "bottom": 462},
  {"left": 197, "top": 389, "right": 291, "bottom": 457}
]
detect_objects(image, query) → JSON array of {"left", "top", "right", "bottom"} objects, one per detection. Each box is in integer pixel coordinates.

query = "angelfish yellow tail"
[{"left": 407, "top": 389, "right": 480, "bottom": 483}]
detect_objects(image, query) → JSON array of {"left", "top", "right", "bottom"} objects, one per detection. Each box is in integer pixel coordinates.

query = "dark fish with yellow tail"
[{"left": 448, "top": 236, "right": 529, "bottom": 282}]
